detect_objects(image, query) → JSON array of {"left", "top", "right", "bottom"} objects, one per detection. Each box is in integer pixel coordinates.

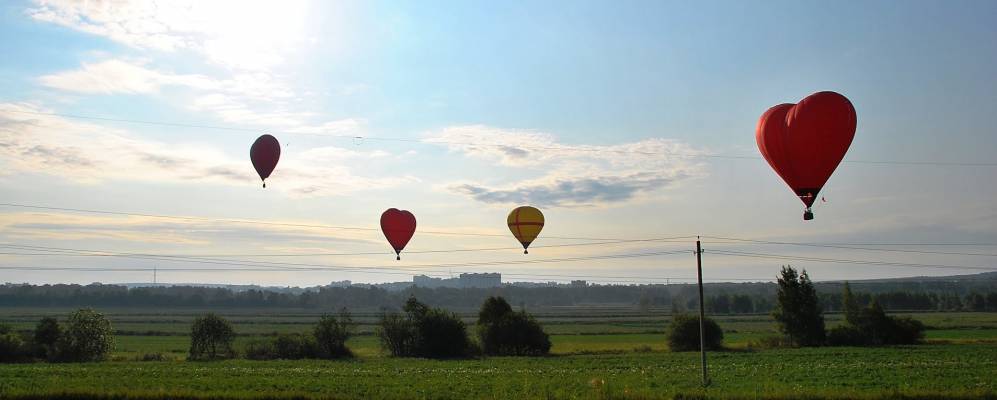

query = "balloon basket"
[{"left": 803, "top": 209, "right": 814, "bottom": 221}]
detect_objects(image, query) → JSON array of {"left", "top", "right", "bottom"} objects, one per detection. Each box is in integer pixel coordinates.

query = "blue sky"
[{"left": 1, "top": 0, "right": 995, "bottom": 286}]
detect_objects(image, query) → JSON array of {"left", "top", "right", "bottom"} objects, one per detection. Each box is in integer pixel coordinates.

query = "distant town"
[{"left": 108, "top": 272, "right": 592, "bottom": 293}]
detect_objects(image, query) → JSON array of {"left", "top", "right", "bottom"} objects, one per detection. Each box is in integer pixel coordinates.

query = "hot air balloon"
[
  {"left": 756, "top": 91, "right": 856, "bottom": 220},
  {"left": 507, "top": 206, "right": 544, "bottom": 254},
  {"left": 380, "top": 208, "right": 416, "bottom": 260},
  {"left": 250, "top": 134, "right": 281, "bottom": 188}
]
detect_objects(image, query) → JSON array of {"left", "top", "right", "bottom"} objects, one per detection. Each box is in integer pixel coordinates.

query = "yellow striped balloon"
[{"left": 507, "top": 206, "right": 544, "bottom": 254}]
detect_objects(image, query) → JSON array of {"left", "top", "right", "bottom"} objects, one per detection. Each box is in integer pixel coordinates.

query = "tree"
[
  {"left": 842, "top": 282, "right": 861, "bottom": 325},
  {"left": 314, "top": 309, "right": 354, "bottom": 358},
  {"left": 58, "top": 308, "right": 113, "bottom": 362},
  {"left": 477, "top": 297, "right": 551, "bottom": 356},
  {"left": 33, "top": 317, "right": 61, "bottom": 359},
  {"left": 478, "top": 296, "right": 513, "bottom": 325},
  {"left": 377, "top": 297, "right": 473, "bottom": 358},
  {"left": 189, "top": 313, "right": 235, "bottom": 360},
  {"left": 666, "top": 314, "right": 723, "bottom": 352},
  {"left": 772, "top": 266, "right": 825, "bottom": 346},
  {"left": 965, "top": 293, "right": 986, "bottom": 311}
]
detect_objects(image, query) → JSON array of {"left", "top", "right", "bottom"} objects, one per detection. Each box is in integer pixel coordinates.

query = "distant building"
[
  {"left": 327, "top": 280, "right": 352, "bottom": 288},
  {"left": 571, "top": 280, "right": 587, "bottom": 287},
  {"left": 412, "top": 273, "right": 501, "bottom": 288},
  {"left": 459, "top": 273, "right": 501, "bottom": 288}
]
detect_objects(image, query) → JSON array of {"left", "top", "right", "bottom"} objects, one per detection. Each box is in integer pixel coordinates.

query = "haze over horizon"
[{"left": 2, "top": 0, "right": 996, "bottom": 287}]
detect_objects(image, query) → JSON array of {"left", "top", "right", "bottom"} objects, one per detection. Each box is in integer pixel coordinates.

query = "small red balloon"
[
  {"left": 756, "top": 91, "right": 856, "bottom": 220},
  {"left": 250, "top": 134, "right": 280, "bottom": 187},
  {"left": 380, "top": 208, "right": 416, "bottom": 260}
]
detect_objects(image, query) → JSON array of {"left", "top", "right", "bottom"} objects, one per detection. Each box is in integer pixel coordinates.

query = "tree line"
[{"left": 3, "top": 279, "right": 996, "bottom": 312}]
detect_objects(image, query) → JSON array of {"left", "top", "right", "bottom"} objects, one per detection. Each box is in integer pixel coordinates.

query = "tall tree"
[
  {"left": 842, "top": 282, "right": 861, "bottom": 325},
  {"left": 772, "top": 266, "right": 826, "bottom": 346}
]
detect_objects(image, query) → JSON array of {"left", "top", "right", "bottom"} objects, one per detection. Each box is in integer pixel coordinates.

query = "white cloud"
[
  {"left": 430, "top": 125, "right": 708, "bottom": 207},
  {"left": 28, "top": 0, "right": 312, "bottom": 71},
  {"left": 39, "top": 59, "right": 215, "bottom": 94},
  {"left": 40, "top": 59, "right": 358, "bottom": 132},
  {"left": 0, "top": 102, "right": 405, "bottom": 197}
]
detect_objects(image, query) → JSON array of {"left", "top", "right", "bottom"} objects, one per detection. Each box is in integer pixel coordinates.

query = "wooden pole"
[{"left": 696, "top": 238, "right": 710, "bottom": 386}]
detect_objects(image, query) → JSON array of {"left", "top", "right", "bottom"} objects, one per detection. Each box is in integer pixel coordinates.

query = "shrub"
[
  {"left": 243, "top": 339, "right": 277, "bottom": 360},
  {"left": 828, "top": 301, "right": 925, "bottom": 346},
  {"left": 416, "top": 308, "right": 473, "bottom": 358},
  {"left": 377, "top": 296, "right": 474, "bottom": 358},
  {"left": 826, "top": 325, "right": 866, "bottom": 346},
  {"left": 0, "top": 331, "right": 30, "bottom": 363},
  {"left": 56, "top": 308, "right": 113, "bottom": 362},
  {"left": 33, "top": 317, "right": 61, "bottom": 360},
  {"left": 314, "top": 310, "right": 354, "bottom": 359},
  {"left": 189, "top": 313, "right": 235, "bottom": 360},
  {"left": 273, "top": 333, "right": 319, "bottom": 359},
  {"left": 666, "top": 314, "right": 723, "bottom": 352},
  {"left": 477, "top": 297, "right": 551, "bottom": 356}
]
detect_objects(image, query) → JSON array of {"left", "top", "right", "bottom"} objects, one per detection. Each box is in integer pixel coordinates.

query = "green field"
[{"left": 2, "top": 308, "right": 996, "bottom": 399}]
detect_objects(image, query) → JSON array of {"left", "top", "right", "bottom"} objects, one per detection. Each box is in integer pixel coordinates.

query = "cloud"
[
  {"left": 431, "top": 125, "right": 707, "bottom": 207},
  {"left": 28, "top": 0, "right": 312, "bottom": 71},
  {"left": 40, "top": 59, "right": 359, "bottom": 132},
  {"left": 39, "top": 59, "right": 215, "bottom": 94},
  {"left": 0, "top": 211, "right": 382, "bottom": 246},
  {"left": 0, "top": 103, "right": 406, "bottom": 197}
]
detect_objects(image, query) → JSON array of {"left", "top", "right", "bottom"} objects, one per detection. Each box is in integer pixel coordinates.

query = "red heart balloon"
[
  {"left": 756, "top": 91, "right": 856, "bottom": 213},
  {"left": 380, "top": 208, "right": 416, "bottom": 260}
]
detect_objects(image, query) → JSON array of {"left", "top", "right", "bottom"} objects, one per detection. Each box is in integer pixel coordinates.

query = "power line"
[
  {"left": 0, "top": 237, "right": 692, "bottom": 258},
  {"left": 0, "top": 202, "right": 684, "bottom": 242},
  {"left": 703, "top": 236, "right": 997, "bottom": 257},
  {"left": 6, "top": 109, "right": 997, "bottom": 167},
  {"left": 0, "top": 243, "right": 699, "bottom": 280},
  {"left": 706, "top": 249, "right": 997, "bottom": 271}
]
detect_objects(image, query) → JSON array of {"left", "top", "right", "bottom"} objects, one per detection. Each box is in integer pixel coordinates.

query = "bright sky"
[{"left": 1, "top": 0, "right": 996, "bottom": 287}]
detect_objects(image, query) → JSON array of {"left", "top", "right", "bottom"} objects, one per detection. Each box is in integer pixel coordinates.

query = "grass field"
[{"left": 1, "top": 308, "right": 996, "bottom": 399}]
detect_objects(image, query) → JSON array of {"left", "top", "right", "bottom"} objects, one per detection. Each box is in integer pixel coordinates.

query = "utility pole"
[
  {"left": 153, "top": 266, "right": 157, "bottom": 285},
  {"left": 696, "top": 237, "right": 710, "bottom": 387}
]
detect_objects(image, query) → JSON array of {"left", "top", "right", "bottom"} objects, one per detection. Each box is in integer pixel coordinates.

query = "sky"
[{"left": 1, "top": 0, "right": 996, "bottom": 287}]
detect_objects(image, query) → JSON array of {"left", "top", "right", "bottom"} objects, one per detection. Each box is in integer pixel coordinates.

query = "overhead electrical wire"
[
  {"left": 5, "top": 109, "right": 996, "bottom": 167},
  {"left": 0, "top": 202, "right": 687, "bottom": 242},
  {"left": 702, "top": 236, "right": 997, "bottom": 257},
  {"left": 0, "top": 236, "right": 693, "bottom": 258},
  {"left": 706, "top": 249, "right": 997, "bottom": 271}
]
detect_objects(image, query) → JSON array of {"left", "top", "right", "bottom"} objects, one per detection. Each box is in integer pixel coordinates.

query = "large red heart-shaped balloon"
[
  {"left": 380, "top": 208, "right": 416, "bottom": 260},
  {"left": 756, "top": 91, "right": 856, "bottom": 210}
]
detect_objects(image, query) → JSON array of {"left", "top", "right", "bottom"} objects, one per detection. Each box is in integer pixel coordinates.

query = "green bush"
[
  {"left": 377, "top": 296, "right": 474, "bottom": 358},
  {"left": 56, "top": 308, "right": 113, "bottom": 362},
  {"left": 0, "top": 331, "right": 30, "bottom": 363},
  {"left": 243, "top": 339, "right": 276, "bottom": 360},
  {"left": 314, "top": 310, "right": 354, "bottom": 359},
  {"left": 273, "top": 333, "right": 319, "bottom": 359},
  {"left": 826, "top": 325, "right": 866, "bottom": 346},
  {"left": 33, "top": 317, "right": 61, "bottom": 360},
  {"left": 477, "top": 297, "right": 551, "bottom": 356},
  {"left": 666, "top": 314, "right": 723, "bottom": 352},
  {"left": 828, "top": 301, "right": 925, "bottom": 346},
  {"left": 188, "top": 314, "right": 235, "bottom": 360}
]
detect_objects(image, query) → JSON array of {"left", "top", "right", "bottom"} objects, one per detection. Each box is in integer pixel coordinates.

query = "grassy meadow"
[{"left": 1, "top": 308, "right": 996, "bottom": 399}]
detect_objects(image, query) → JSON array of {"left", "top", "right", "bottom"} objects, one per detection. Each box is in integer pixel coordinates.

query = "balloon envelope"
[
  {"left": 756, "top": 91, "right": 856, "bottom": 218},
  {"left": 380, "top": 208, "right": 416, "bottom": 260},
  {"left": 507, "top": 206, "right": 544, "bottom": 254},
  {"left": 250, "top": 134, "right": 281, "bottom": 187}
]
